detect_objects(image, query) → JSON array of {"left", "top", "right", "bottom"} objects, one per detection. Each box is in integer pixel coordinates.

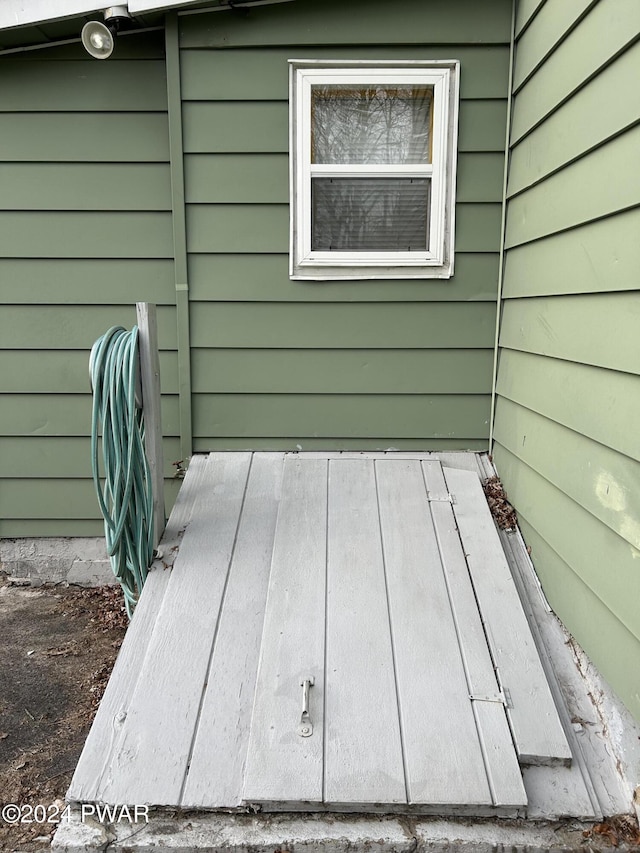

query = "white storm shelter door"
[{"left": 244, "top": 457, "right": 570, "bottom": 813}]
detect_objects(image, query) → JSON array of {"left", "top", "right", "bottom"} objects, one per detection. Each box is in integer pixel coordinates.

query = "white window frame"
[{"left": 289, "top": 60, "right": 460, "bottom": 281}]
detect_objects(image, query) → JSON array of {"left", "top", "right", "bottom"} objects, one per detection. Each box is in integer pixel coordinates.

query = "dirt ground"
[{"left": 0, "top": 578, "right": 127, "bottom": 852}]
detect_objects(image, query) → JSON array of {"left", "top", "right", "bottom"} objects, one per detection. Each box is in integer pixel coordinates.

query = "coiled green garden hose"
[{"left": 90, "top": 326, "right": 154, "bottom": 618}]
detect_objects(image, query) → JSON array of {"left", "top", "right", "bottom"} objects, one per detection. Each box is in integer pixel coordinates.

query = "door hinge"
[
  {"left": 469, "top": 687, "right": 512, "bottom": 708},
  {"left": 427, "top": 492, "right": 456, "bottom": 504}
]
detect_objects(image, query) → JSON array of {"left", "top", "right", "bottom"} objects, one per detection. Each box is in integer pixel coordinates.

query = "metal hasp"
[{"left": 297, "top": 677, "right": 315, "bottom": 737}]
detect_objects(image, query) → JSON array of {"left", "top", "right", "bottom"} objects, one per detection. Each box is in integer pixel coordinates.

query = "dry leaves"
[
  {"left": 483, "top": 475, "right": 518, "bottom": 530},
  {"left": 583, "top": 814, "right": 640, "bottom": 847},
  {"left": 64, "top": 584, "right": 129, "bottom": 632}
]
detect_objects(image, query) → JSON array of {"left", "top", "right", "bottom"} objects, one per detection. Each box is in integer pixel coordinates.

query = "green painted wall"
[
  {"left": 177, "top": 0, "right": 511, "bottom": 451},
  {"left": 0, "top": 34, "right": 181, "bottom": 537},
  {"left": 0, "top": 0, "right": 511, "bottom": 535},
  {"left": 494, "top": 0, "right": 640, "bottom": 720}
]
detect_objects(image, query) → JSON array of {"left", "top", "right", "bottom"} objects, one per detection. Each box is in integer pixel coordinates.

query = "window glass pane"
[
  {"left": 312, "top": 86, "right": 433, "bottom": 164},
  {"left": 312, "top": 177, "right": 430, "bottom": 252}
]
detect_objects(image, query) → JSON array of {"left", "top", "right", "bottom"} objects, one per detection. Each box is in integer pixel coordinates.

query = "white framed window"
[{"left": 289, "top": 60, "right": 460, "bottom": 281}]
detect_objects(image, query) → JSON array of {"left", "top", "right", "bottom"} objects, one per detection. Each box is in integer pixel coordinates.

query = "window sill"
[{"left": 290, "top": 261, "right": 455, "bottom": 281}]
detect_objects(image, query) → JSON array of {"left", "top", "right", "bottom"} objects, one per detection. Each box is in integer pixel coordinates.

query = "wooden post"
[{"left": 136, "top": 302, "right": 165, "bottom": 551}]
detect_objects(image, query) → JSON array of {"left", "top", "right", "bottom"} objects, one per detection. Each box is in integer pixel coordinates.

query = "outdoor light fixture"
[{"left": 81, "top": 5, "right": 131, "bottom": 59}]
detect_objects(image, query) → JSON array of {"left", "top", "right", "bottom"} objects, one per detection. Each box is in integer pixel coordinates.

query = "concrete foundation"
[
  {"left": 50, "top": 811, "right": 637, "bottom": 853},
  {"left": 0, "top": 538, "right": 115, "bottom": 587}
]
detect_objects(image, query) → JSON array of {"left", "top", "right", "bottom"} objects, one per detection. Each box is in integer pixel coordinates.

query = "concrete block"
[
  {"left": 52, "top": 812, "right": 116, "bottom": 853},
  {"left": 0, "top": 537, "right": 112, "bottom": 587},
  {"left": 53, "top": 812, "right": 417, "bottom": 853},
  {"left": 67, "top": 560, "right": 116, "bottom": 587},
  {"left": 52, "top": 811, "right": 632, "bottom": 853},
  {"left": 413, "top": 818, "right": 591, "bottom": 851}
]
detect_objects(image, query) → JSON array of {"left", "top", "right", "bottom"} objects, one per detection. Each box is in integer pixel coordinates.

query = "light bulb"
[{"left": 90, "top": 31, "right": 109, "bottom": 50}]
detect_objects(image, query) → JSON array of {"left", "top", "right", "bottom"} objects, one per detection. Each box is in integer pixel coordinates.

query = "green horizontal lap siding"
[
  {"left": 515, "top": 0, "right": 546, "bottom": 36},
  {"left": 180, "top": 46, "right": 509, "bottom": 101},
  {"left": 0, "top": 478, "right": 181, "bottom": 526},
  {"left": 510, "top": 0, "right": 640, "bottom": 143},
  {"left": 0, "top": 164, "right": 172, "bottom": 211},
  {"left": 458, "top": 101, "right": 510, "bottom": 152},
  {"left": 191, "top": 349, "right": 493, "bottom": 394},
  {"left": 0, "top": 351, "right": 179, "bottom": 395},
  {"left": 0, "top": 437, "right": 183, "bottom": 479},
  {"left": 506, "top": 126, "right": 640, "bottom": 246},
  {"left": 187, "top": 254, "right": 500, "bottom": 302},
  {"left": 190, "top": 303, "right": 496, "bottom": 349},
  {"left": 2, "top": 32, "right": 166, "bottom": 61},
  {"left": 193, "top": 394, "right": 490, "bottom": 441},
  {"left": 0, "top": 306, "right": 178, "bottom": 350},
  {"left": 0, "top": 395, "right": 180, "bottom": 438},
  {"left": 508, "top": 43, "right": 640, "bottom": 196},
  {"left": 179, "top": 0, "right": 511, "bottom": 47},
  {"left": 0, "top": 61, "right": 167, "bottom": 111},
  {"left": 512, "top": 0, "right": 597, "bottom": 90},
  {"left": 181, "top": 0, "right": 509, "bottom": 450},
  {"left": 501, "top": 209, "right": 640, "bottom": 297},
  {"left": 0, "top": 212, "right": 173, "bottom": 258},
  {"left": 0, "top": 114, "right": 170, "bottom": 162},
  {"left": 496, "top": 0, "right": 640, "bottom": 720},
  {"left": 494, "top": 398, "right": 640, "bottom": 552},
  {"left": 0, "top": 260, "right": 176, "bottom": 305},
  {"left": 0, "top": 36, "right": 176, "bottom": 536},
  {"left": 496, "top": 349, "right": 640, "bottom": 462},
  {"left": 0, "top": 306, "right": 176, "bottom": 351},
  {"left": 499, "top": 293, "right": 640, "bottom": 374},
  {"left": 1, "top": 520, "right": 107, "bottom": 537}
]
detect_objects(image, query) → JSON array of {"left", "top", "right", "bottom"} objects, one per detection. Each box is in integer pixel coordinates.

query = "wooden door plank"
[
  {"left": 182, "top": 452, "right": 285, "bottom": 808},
  {"left": 324, "top": 459, "right": 406, "bottom": 805},
  {"left": 243, "top": 456, "right": 327, "bottom": 804},
  {"left": 375, "top": 459, "right": 492, "bottom": 806},
  {"left": 442, "top": 466, "right": 572, "bottom": 767},
  {"left": 435, "top": 451, "right": 485, "bottom": 474},
  {"left": 67, "top": 453, "right": 209, "bottom": 802},
  {"left": 422, "top": 461, "right": 528, "bottom": 808},
  {"left": 97, "top": 452, "right": 252, "bottom": 805}
]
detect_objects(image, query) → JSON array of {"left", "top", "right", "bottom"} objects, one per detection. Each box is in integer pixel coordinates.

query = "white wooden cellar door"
[{"left": 243, "top": 457, "right": 570, "bottom": 814}]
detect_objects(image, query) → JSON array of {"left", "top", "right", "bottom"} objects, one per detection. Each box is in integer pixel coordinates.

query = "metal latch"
[{"left": 297, "top": 677, "right": 314, "bottom": 737}]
